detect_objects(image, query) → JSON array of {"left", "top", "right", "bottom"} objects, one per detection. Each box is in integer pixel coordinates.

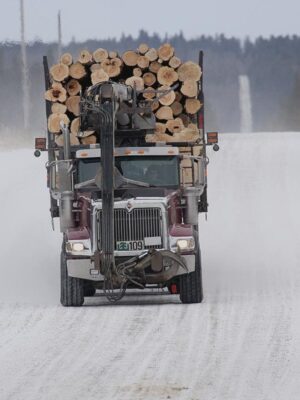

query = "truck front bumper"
[{"left": 67, "top": 254, "right": 195, "bottom": 281}]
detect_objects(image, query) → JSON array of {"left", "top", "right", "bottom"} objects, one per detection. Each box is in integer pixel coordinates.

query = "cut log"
[
  {"left": 155, "top": 122, "right": 167, "bottom": 134},
  {"left": 77, "top": 130, "right": 95, "bottom": 138},
  {"left": 60, "top": 53, "right": 73, "bottom": 66},
  {"left": 146, "top": 132, "right": 173, "bottom": 143},
  {"left": 55, "top": 133, "right": 80, "bottom": 146},
  {"left": 185, "top": 98, "right": 202, "bottom": 114},
  {"left": 45, "top": 82, "right": 67, "bottom": 103},
  {"left": 133, "top": 67, "right": 142, "bottom": 77},
  {"left": 66, "top": 79, "right": 81, "bottom": 96},
  {"left": 175, "top": 91, "right": 183, "bottom": 102},
  {"left": 157, "top": 66, "right": 178, "bottom": 86},
  {"left": 158, "top": 85, "right": 176, "bottom": 106},
  {"left": 71, "top": 133, "right": 81, "bottom": 146},
  {"left": 172, "top": 126, "right": 199, "bottom": 142},
  {"left": 143, "top": 72, "right": 156, "bottom": 87},
  {"left": 179, "top": 113, "right": 189, "bottom": 127},
  {"left": 157, "top": 43, "right": 174, "bottom": 61},
  {"left": 178, "top": 61, "right": 202, "bottom": 82},
  {"left": 122, "top": 50, "right": 138, "bottom": 66},
  {"left": 93, "top": 48, "right": 108, "bottom": 63},
  {"left": 66, "top": 95, "right": 80, "bottom": 116},
  {"left": 90, "top": 63, "right": 102, "bottom": 73},
  {"left": 111, "top": 57, "right": 123, "bottom": 67},
  {"left": 180, "top": 79, "right": 198, "bottom": 97},
  {"left": 70, "top": 117, "right": 80, "bottom": 135},
  {"left": 138, "top": 43, "right": 149, "bottom": 55},
  {"left": 109, "top": 50, "right": 118, "bottom": 59},
  {"left": 78, "top": 50, "right": 93, "bottom": 64},
  {"left": 188, "top": 123, "right": 198, "bottom": 131},
  {"left": 169, "top": 56, "right": 181, "bottom": 69},
  {"left": 137, "top": 55, "right": 150, "bottom": 69},
  {"left": 55, "top": 134, "right": 64, "bottom": 146},
  {"left": 149, "top": 61, "right": 161, "bottom": 74},
  {"left": 151, "top": 101, "right": 160, "bottom": 112},
  {"left": 156, "top": 106, "right": 173, "bottom": 120},
  {"left": 81, "top": 135, "right": 97, "bottom": 145},
  {"left": 192, "top": 145, "right": 203, "bottom": 156},
  {"left": 69, "top": 62, "right": 86, "bottom": 79},
  {"left": 145, "top": 48, "right": 158, "bottom": 62},
  {"left": 91, "top": 69, "right": 109, "bottom": 85},
  {"left": 48, "top": 113, "right": 70, "bottom": 134},
  {"left": 51, "top": 102, "right": 67, "bottom": 114},
  {"left": 166, "top": 118, "right": 184, "bottom": 134},
  {"left": 171, "top": 101, "right": 183, "bottom": 116},
  {"left": 101, "top": 59, "right": 122, "bottom": 77},
  {"left": 142, "top": 87, "right": 156, "bottom": 100},
  {"left": 50, "top": 63, "right": 69, "bottom": 82},
  {"left": 125, "top": 76, "right": 144, "bottom": 91}
]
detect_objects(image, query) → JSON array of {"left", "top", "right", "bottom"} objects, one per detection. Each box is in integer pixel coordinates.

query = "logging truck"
[{"left": 35, "top": 45, "right": 219, "bottom": 305}]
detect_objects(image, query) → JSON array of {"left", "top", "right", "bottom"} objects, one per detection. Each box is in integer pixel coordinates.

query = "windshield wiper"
[{"left": 114, "top": 168, "right": 149, "bottom": 187}]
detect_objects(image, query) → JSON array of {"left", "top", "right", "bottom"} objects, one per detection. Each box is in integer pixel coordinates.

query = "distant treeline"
[{"left": 1, "top": 31, "right": 300, "bottom": 135}]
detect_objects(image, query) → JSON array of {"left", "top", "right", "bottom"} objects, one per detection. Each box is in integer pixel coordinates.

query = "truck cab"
[{"left": 47, "top": 143, "right": 207, "bottom": 303}]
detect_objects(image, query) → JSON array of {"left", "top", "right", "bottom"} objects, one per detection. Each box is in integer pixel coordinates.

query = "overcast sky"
[{"left": 1, "top": 0, "right": 300, "bottom": 43}]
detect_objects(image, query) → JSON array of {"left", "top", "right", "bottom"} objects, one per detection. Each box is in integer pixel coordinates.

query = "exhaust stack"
[{"left": 59, "top": 124, "right": 75, "bottom": 232}]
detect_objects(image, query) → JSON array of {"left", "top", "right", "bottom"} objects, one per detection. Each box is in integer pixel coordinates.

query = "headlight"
[
  {"left": 177, "top": 238, "right": 195, "bottom": 251},
  {"left": 66, "top": 239, "right": 91, "bottom": 254},
  {"left": 71, "top": 242, "right": 85, "bottom": 252}
]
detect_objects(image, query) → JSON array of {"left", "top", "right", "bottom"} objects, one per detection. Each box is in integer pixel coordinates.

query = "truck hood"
[{"left": 90, "top": 189, "right": 180, "bottom": 208}]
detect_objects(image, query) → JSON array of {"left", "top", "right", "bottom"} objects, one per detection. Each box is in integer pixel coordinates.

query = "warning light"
[
  {"left": 35, "top": 137, "right": 46, "bottom": 151},
  {"left": 207, "top": 132, "right": 218, "bottom": 145}
]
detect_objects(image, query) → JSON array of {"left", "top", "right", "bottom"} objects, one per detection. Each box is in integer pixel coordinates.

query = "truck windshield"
[{"left": 78, "top": 156, "right": 179, "bottom": 187}]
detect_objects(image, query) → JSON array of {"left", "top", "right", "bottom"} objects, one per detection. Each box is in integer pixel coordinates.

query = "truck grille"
[{"left": 96, "top": 207, "right": 163, "bottom": 250}]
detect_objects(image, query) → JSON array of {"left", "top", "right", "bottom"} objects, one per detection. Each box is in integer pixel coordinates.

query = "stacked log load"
[{"left": 45, "top": 43, "right": 203, "bottom": 146}]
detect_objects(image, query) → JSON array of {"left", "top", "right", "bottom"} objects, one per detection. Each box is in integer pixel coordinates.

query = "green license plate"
[{"left": 116, "top": 240, "right": 144, "bottom": 251}]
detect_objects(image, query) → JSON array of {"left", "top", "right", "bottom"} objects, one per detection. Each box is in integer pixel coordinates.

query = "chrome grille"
[{"left": 96, "top": 207, "right": 163, "bottom": 250}]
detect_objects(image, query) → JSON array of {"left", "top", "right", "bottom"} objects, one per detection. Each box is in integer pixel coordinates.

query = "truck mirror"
[
  {"left": 49, "top": 163, "right": 57, "bottom": 192},
  {"left": 195, "top": 157, "right": 206, "bottom": 187},
  {"left": 34, "top": 150, "right": 41, "bottom": 157},
  {"left": 207, "top": 132, "right": 218, "bottom": 145},
  {"left": 213, "top": 144, "right": 220, "bottom": 152}
]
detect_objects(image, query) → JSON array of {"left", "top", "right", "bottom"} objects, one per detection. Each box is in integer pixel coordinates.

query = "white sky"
[{"left": 0, "top": 0, "right": 300, "bottom": 43}]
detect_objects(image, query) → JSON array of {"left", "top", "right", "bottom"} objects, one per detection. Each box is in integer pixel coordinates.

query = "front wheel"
[
  {"left": 60, "top": 247, "right": 84, "bottom": 307},
  {"left": 179, "top": 247, "right": 203, "bottom": 304}
]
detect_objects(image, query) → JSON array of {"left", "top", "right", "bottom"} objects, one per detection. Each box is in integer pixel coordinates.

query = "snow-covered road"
[{"left": 0, "top": 132, "right": 299, "bottom": 399}]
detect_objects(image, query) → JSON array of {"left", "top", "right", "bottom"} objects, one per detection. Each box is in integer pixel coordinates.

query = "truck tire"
[
  {"left": 179, "top": 247, "right": 203, "bottom": 304},
  {"left": 83, "top": 282, "right": 96, "bottom": 297},
  {"left": 60, "top": 249, "right": 84, "bottom": 307}
]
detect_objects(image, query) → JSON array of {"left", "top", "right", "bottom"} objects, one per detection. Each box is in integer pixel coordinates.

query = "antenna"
[
  {"left": 20, "top": 0, "right": 29, "bottom": 130},
  {"left": 58, "top": 10, "right": 62, "bottom": 59}
]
